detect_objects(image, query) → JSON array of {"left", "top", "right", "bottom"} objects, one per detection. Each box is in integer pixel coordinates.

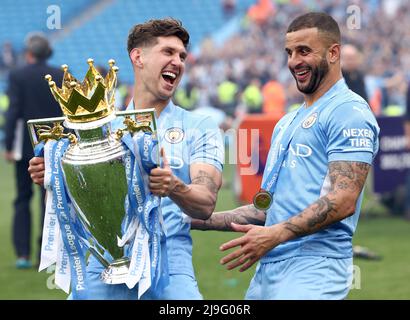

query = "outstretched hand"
[
  {"left": 149, "top": 147, "right": 176, "bottom": 197},
  {"left": 219, "top": 223, "right": 280, "bottom": 272}
]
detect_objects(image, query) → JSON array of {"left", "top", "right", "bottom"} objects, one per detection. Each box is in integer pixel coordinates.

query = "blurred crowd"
[
  {"left": 1, "top": 0, "right": 410, "bottom": 135},
  {"left": 172, "top": 0, "right": 410, "bottom": 127},
  {"left": 0, "top": 42, "right": 18, "bottom": 74}
]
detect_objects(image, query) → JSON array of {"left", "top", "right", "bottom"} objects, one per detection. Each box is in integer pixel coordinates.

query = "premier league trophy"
[{"left": 27, "top": 59, "right": 166, "bottom": 298}]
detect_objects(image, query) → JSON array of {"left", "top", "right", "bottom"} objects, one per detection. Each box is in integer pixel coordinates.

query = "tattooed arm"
[
  {"left": 191, "top": 204, "right": 266, "bottom": 231},
  {"left": 150, "top": 147, "right": 221, "bottom": 219},
  {"left": 279, "top": 161, "right": 370, "bottom": 240},
  {"left": 150, "top": 148, "right": 222, "bottom": 220},
  {"left": 166, "top": 163, "right": 222, "bottom": 220},
  {"left": 215, "top": 161, "right": 371, "bottom": 272}
]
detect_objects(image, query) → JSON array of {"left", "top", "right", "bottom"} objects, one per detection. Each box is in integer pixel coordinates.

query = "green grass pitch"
[{"left": 1, "top": 157, "right": 409, "bottom": 299}]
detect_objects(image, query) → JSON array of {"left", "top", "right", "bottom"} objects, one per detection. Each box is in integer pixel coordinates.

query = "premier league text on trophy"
[
  {"left": 53, "top": 139, "right": 85, "bottom": 292},
  {"left": 28, "top": 58, "right": 164, "bottom": 298}
]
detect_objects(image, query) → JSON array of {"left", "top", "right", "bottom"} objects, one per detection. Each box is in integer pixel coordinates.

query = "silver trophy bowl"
[{"left": 28, "top": 109, "right": 157, "bottom": 285}]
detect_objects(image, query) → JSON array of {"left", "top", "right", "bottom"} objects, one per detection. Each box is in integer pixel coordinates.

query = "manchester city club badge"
[
  {"left": 253, "top": 189, "right": 273, "bottom": 211},
  {"left": 302, "top": 112, "right": 318, "bottom": 129},
  {"left": 165, "top": 127, "right": 184, "bottom": 144}
]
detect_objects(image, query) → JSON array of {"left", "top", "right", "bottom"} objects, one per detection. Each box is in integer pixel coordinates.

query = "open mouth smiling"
[{"left": 162, "top": 71, "right": 177, "bottom": 85}]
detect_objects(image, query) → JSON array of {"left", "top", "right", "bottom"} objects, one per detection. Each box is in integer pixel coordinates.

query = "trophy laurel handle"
[
  {"left": 123, "top": 116, "right": 153, "bottom": 133},
  {"left": 29, "top": 119, "right": 77, "bottom": 147},
  {"left": 114, "top": 115, "right": 153, "bottom": 141}
]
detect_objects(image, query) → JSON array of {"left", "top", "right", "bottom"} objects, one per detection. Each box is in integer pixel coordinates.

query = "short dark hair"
[
  {"left": 24, "top": 32, "right": 53, "bottom": 61},
  {"left": 287, "top": 12, "right": 341, "bottom": 46},
  {"left": 127, "top": 18, "right": 190, "bottom": 54}
]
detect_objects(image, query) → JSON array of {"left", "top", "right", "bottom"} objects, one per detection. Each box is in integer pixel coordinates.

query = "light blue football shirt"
[
  {"left": 111, "top": 100, "right": 224, "bottom": 276},
  {"left": 260, "top": 78, "right": 379, "bottom": 263}
]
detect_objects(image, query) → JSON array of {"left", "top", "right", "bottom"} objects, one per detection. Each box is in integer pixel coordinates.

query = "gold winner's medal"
[{"left": 253, "top": 189, "right": 273, "bottom": 210}]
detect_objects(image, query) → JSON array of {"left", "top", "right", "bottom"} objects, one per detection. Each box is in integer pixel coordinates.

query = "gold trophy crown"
[{"left": 45, "top": 58, "right": 118, "bottom": 123}]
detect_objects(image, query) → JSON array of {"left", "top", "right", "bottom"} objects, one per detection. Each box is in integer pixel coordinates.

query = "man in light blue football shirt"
[
  {"left": 29, "top": 18, "right": 224, "bottom": 299},
  {"left": 192, "top": 12, "right": 380, "bottom": 299}
]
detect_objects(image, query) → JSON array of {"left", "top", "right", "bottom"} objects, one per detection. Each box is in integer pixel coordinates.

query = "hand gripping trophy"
[{"left": 27, "top": 59, "right": 167, "bottom": 299}]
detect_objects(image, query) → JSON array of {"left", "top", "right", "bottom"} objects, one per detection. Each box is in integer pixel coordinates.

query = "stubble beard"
[{"left": 294, "top": 57, "right": 329, "bottom": 95}]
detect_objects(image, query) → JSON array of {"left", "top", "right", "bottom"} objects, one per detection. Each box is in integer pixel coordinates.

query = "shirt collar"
[
  {"left": 305, "top": 77, "right": 348, "bottom": 109},
  {"left": 326, "top": 78, "right": 348, "bottom": 99}
]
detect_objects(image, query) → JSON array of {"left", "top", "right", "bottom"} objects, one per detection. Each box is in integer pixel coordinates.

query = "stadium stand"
[
  {"left": 50, "top": 0, "right": 255, "bottom": 84},
  {"left": 0, "top": 0, "right": 95, "bottom": 51}
]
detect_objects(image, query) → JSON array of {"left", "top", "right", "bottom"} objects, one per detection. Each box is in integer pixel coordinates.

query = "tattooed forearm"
[
  {"left": 191, "top": 170, "right": 219, "bottom": 194},
  {"left": 193, "top": 205, "right": 266, "bottom": 231},
  {"left": 225, "top": 205, "right": 266, "bottom": 227},
  {"left": 307, "top": 196, "right": 336, "bottom": 228},
  {"left": 173, "top": 178, "right": 191, "bottom": 193},
  {"left": 282, "top": 222, "right": 305, "bottom": 237},
  {"left": 168, "top": 165, "right": 222, "bottom": 220},
  {"left": 281, "top": 161, "right": 371, "bottom": 241},
  {"left": 283, "top": 195, "right": 336, "bottom": 238}
]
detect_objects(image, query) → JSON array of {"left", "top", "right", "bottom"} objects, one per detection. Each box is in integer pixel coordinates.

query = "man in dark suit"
[
  {"left": 4, "top": 33, "right": 63, "bottom": 268},
  {"left": 341, "top": 44, "right": 368, "bottom": 102}
]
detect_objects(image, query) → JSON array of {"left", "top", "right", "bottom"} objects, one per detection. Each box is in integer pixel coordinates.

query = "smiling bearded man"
[{"left": 191, "top": 12, "right": 380, "bottom": 300}]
